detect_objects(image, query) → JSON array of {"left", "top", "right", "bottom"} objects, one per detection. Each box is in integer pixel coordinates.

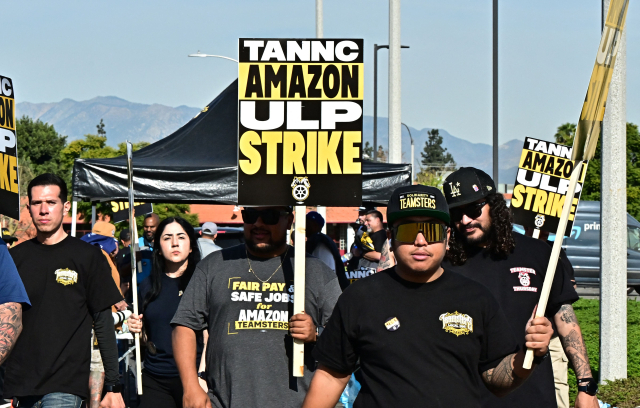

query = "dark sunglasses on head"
[
  {"left": 241, "top": 209, "right": 290, "bottom": 225},
  {"left": 392, "top": 222, "right": 448, "bottom": 244},
  {"left": 450, "top": 201, "right": 487, "bottom": 222}
]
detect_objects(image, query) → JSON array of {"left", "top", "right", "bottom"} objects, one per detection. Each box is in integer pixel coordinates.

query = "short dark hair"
[
  {"left": 366, "top": 210, "right": 383, "bottom": 222},
  {"left": 27, "top": 173, "right": 68, "bottom": 203},
  {"left": 120, "top": 229, "right": 131, "bottom": 241}
]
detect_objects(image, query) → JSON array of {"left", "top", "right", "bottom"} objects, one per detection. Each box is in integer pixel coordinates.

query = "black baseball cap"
[
  {"left": 443, "top": 167, "right": 496, "bottom": 209},
  {"left": 387, "top": 185, "right": 450, "bottom": 225}
]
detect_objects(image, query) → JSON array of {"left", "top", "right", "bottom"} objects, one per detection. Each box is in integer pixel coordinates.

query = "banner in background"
[
  {"left": 0, "top": 75, "right": 19, "bottom": 220},
  {"left": 111, "top": 201, "right": 153, "bottom": 223},
  {"left": 238, "top": 39, "right": 364, "bottom": 206}
]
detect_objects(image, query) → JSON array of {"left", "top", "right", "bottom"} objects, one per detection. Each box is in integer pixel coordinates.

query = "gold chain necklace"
[{"left": 246, "top": 246, "right": 290, "bottom": 283}]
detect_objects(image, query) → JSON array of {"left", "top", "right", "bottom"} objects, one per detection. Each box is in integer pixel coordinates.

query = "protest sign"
[
  {"left": 110, "top": 201, "right": 153, "bottom": 223},
  {"left": 238, "top": 39, "right": 364, "bottom": 206},
  {"left": 0, "top": 75, "right": 19, "bottom": 220},
  {"left": 510, "top": 137, "right": 587, "bottom": 237}
]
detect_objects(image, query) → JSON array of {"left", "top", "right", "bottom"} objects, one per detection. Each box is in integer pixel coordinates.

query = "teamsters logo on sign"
[
  {"left": 510, "top": 137, "right": 587, "bottom": 236},
  {"left": 238, "top": 39, "right": 364, "bottom": 206},
  {"left": 0, "top": 75, "right": 19, "bottom": 221}
]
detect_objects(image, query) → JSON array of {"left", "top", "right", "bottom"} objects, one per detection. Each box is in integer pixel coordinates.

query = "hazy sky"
[{"left": 3, "top": 0, "right": 637, "bottom": 145}]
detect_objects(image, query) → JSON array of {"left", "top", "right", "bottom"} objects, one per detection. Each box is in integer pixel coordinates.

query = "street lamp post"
[
  {"left": 402, "top": 123, "right": 414, "bottom": 183},
  {"left": 188, "top": 51, "right": 238, "bottom": 63},
  {"left": 373, "top": 44, "right": 409, "bottom": 162}
]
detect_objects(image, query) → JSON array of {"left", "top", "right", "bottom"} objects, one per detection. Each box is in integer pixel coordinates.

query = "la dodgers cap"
[
  {"left": 306, "top": 211, "right": 325, "bottom": 229},
  {"left": 443, "top": 167, "right": 496, "bottom": 209},
  {"left": 386, "top": 185, "right": 450, "bottom": 225}
]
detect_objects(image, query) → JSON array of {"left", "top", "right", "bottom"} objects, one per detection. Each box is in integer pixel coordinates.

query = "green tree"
[
  {"left": 96, "top": 118, "right": 106, "bottom": 137},
  {"left": 363, "top": 141, "right": 374, "bottom": 159},
  {"left": 554, "top": 122, "right": 640, "bottom": 219},
  {"left": 420, "top": 129, "right": 455, "bottom": 169},
  {"left": 15, "top": 116, "right": 67, "bottom": 190}
]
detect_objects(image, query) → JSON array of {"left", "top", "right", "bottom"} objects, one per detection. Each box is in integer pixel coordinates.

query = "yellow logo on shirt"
[
  {"left": 439, "top": 311, "right": 473, "bottom": 336},
  {"left": 55, "top": 268, "right": 78, "bottom": 286}
]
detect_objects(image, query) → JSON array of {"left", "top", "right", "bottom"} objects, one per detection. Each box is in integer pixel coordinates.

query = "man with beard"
[
  {"left": 171, "top": 206, "right": 342, "bottom": 408},
  {"left": 442, "top": 167, "right": 598, "bottom": 408},
  {"left": 142, "top": 213, "right": 160, "bottom": 249}
]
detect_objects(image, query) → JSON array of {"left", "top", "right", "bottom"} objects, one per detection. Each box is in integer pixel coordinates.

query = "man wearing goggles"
[
  {"left": 303, "top": 185, "right": 553, "bottom": 408},
  {"left": 442, "top": 167, "right": 597, "bottom": 408},
  {"left": 172, "top": 206, "right": 341, "bottom": 408}
]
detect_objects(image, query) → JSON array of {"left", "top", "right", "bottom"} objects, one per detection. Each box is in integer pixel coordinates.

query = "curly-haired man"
[{"left": 442, "top": 167, "right": 598, "bottom": 408}]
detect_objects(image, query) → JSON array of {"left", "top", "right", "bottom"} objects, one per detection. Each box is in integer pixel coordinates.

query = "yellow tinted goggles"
[{"left": 393, "top": 222, "right": 447, "bottom": 244}]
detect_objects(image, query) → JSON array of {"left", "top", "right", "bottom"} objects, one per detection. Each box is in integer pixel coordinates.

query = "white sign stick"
[
  {"left": 292, "top": 205, "right": 306, "bottom": 377},
  {"left": 126, "top": 142, "right": 143, "bottom": 394},
  {"left": 523, "top": 161, "right": 584, "bottom": 369}
]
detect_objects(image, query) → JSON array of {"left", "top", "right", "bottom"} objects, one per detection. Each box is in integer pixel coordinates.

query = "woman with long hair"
[{"left": 128, "top": 217, "right": 205, "bottom": 408}]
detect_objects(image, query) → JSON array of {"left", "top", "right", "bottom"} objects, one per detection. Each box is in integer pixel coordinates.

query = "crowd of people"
[{"left": 0, "top": 168, "right": 600, "bottom": 408}]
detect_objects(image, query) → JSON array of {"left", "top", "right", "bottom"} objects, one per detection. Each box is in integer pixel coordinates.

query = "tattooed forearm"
[
  {"left": 89, "top": 370, "right": 105, "bottom": 408},
  {"left": 560, "top": 329, "right": 592, "bottom": 378},
  {"left": 555, "top": 304, "right": 593, "bottom": 378},
  {"left": 482, "top": 353, "right": 526, "bottom": 396},
  {"left": 0, "top": 302, "right": 22, "bottom": 365}
]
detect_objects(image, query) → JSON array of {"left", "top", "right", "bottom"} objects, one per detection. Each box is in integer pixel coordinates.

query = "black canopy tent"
[{"left": 72, "top": 80, "right": 411, "bottom": 209}]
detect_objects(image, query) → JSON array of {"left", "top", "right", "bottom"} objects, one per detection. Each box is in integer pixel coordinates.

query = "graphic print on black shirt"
[
  {"left": 314, "top": 268, "right": 518, "bottom": 408},
  {"left": 443, "top": 232, "right": 579, "bottom": 408},
  {"left": 5, "top": 237, "right": 123, "bottom": 399}
]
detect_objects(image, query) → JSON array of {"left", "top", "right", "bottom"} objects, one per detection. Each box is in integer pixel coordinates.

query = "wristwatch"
[
  {"left": 532, "top": 351, "right": 549, "bottom": 365},
  {"left": 577, "top": 377, "right": 598, "bottom": 396},
  {"left": 103, "top": 383, "right": 122, "bottom": 393}
]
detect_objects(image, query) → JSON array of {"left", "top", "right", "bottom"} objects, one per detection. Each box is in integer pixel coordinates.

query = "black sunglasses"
[
  {"left": 450, "top": 201, "right": 487, "bottom": 221},
  {"left": 241, "top": 209, "right": 290, "bottom": 225}
]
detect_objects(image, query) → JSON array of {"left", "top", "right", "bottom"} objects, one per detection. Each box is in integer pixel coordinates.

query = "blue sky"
[{"left": 3, "top": 0, "right": 637, "bottom": 146}]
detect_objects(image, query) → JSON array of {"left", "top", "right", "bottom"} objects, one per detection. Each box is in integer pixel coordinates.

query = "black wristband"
[{"left": 103, "top": 383, "right": 122, "bottom": 393}]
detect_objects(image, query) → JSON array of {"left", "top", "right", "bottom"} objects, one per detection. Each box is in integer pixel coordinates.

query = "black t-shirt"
[
  {"left": 345, "top": 229, "right": 387, "bottom": 285},
  {"left": 139, "top": 274, "right": 203, "bottom": 377},
  {"left": 5, "top": 236, "right": 123, "bottom": 399},
  {"left": 314, "top": 268, "right": 518, "bottom": 408},
  {"left": 443, "top": 232, "right": 579, "bottom": 408}
]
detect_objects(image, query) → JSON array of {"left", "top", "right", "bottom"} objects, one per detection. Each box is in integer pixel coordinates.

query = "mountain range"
[{"left": 16, "top": 96, "right": 530, "bottom": 184}]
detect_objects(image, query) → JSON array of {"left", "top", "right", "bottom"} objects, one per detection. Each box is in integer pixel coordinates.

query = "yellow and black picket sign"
[
  {"left": 110, "top": 201, "right": 153, "bottom": 223},
  {"left": 510, "top": 137, "right": 587, "bottom": 236},
  {"left": 238, "top": 39, "right": 364, "bottom": 206},
  {"left": 0, "top": 75, "right": 20, "bottom": 221}
]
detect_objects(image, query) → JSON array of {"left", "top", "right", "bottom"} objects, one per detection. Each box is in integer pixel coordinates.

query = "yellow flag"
[{"left": 572, "top": 0, "right": 629, "bottom": 161}]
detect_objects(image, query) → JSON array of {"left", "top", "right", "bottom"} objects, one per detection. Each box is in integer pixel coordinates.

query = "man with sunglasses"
[
  {"left": 442, "top": 167, "right": 597, "bottom": 408},
  {"left": 172, "top": 206, "right": 341, "bottom": 408},
  {"left": 302, "top": 186, "right": 554, "bottom": 408}
]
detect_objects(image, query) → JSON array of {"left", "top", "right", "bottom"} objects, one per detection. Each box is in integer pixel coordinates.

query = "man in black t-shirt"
[
  {"left": 345, "top": 210, "right": 387, "bottom": 285},
  {"left": 303, "top": 185, "right": 554, "bottom": 408},
  {"left": 442, "top": 167, "right": 598, "bottom": 408},
  {"left": 5, "top": 174, "right": 124, "bottom": 408}
]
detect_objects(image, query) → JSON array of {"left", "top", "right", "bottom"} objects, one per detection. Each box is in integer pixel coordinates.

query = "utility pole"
[
  {"left": 388, "top": 0, "right": 402, "bottom": 163},
  {"left": 600, "top": 0, "right": 627, "bottom": 383},
  {"left": 492, "top": 0, "right": 499, "bottom": 183},
  {"left": 402, "top": 123, "right": 414, "bottom": 182},
  {"left": 316, "top": 0, "right": 323, "bottom": 38}
]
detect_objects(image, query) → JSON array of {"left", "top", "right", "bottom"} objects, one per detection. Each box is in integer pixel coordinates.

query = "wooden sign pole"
[
  {"left": 523, "top": 161, "right": 583, "bottom": 369},
  {"left": 292, "top": 205, "right": 307, "bottom": 377},
  {"left": 126, "top": 142, "right": 143, "bottom": 394}
]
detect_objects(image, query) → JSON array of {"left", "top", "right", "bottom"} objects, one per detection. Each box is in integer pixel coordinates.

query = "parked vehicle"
[
  {"left": 561, "top": 201, "right": 640, "bottom": 292},
  {"left": 514, "top": 201, "right": 640, "bottom": 292}
]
